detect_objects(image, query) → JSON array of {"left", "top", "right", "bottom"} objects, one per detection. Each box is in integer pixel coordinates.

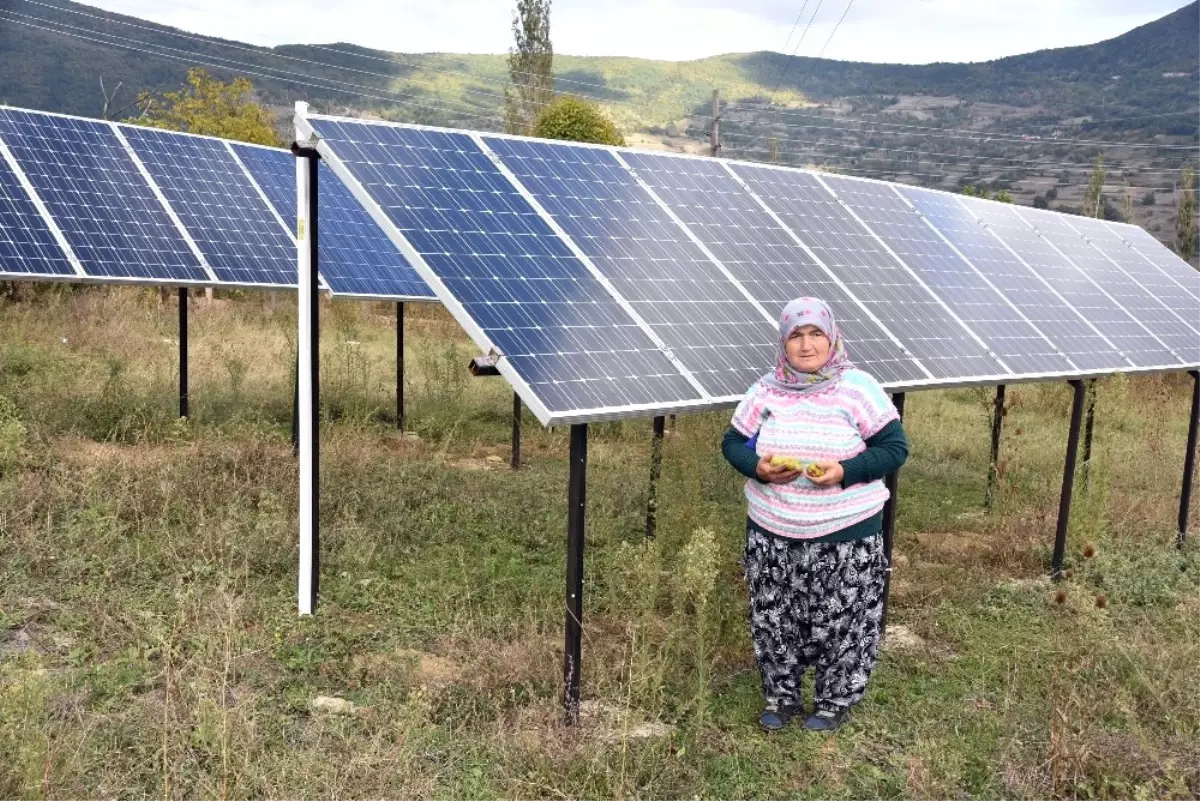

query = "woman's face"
[{"left": 784, "top": 324, "right": 831, "bottom": 373}]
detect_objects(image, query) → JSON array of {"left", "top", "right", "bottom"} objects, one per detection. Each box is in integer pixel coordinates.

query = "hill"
[{"left": 0, "top": 0, "right": 1196, "bottom": 245}]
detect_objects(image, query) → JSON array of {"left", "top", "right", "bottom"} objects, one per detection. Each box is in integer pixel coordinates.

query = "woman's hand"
[
  {"left": 756, "top": 455, "right": 801, "bottom": 484},
  {"left": 807, "top": 460, "right": 844, "bottom": 487}
]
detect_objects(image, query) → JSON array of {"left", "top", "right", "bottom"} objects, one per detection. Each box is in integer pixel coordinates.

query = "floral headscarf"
[{"left": 760, "top": 297, "right": 854, "bottom": 394}]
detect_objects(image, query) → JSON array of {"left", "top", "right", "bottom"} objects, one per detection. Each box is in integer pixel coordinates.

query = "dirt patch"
[
  {"left": 0, "top": 627, "right": 36, "bottom": 662},
  {"left": 53, "top": 436, "right": 184, "bottom": 471},
  {"left": 882, "top": 624, "right": 926, "bottom": 653},
  {"left": 350, "top": 647, "right": 462, "bottom": 689},
  {"left": 912, "top": 531, "right": 996, "bottom": 561}
]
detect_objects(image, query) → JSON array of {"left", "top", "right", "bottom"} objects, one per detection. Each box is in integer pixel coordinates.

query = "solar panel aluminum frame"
[
  {"left": 299, "top": 110, "right": 1200, "bottom": 425},
  {"left": 296, "top": 112, "right": 728, "bottom": 426}
]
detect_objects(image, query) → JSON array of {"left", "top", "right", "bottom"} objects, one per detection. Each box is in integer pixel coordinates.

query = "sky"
[{"left": 61, "top": 0, "right": 1193, "bottom": 64}]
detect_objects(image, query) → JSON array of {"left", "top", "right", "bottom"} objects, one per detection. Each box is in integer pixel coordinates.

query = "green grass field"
[{"left": 1, "top": 289, "right": 1197, "bottom": 799}]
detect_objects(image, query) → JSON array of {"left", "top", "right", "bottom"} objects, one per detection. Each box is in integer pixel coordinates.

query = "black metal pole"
[
  {"left": 396, "top": 301, "right": 405, "bottom": 431},
  {"left": 1180, "top": 370, "right": 1200, "bottom": 547},
  {"left": 880, "top": 392, "right": 906, "bottom": 636},
  {"left": 1052, "top": 380, "right": 1087, "bottom": 580},
  {"left": 985, "top": 384, "right": 1005, "bottom": 511},
  {"left": 563, "top": 423, "right": 588, "bottom": 725},
  {"left": 178, "top": 287, "right": 189, "bottom": 420},
  {"left": 305, "top": 151, "right": 322, "bottom": 611},
  {"left": 511, "top": 393, "right": 522, "bottom": 470},
  {"left": 1081, "top": 380, "right": 1097, "bottom": 491},
  {"left": 645, "top": 415, "right": 666, "bottom": 540}
]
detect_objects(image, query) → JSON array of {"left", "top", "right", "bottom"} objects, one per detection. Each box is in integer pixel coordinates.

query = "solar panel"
[
  {"left": 306, "top": 117, "right": 705, "bottom": 415},
  {"left": 0, "top": 143, "right": 76, "bottom": 277},
  {"left": 824, "top": 175, "right": 1074, "bottom": 376},
  {"left": 485, "top": 136, "right": 777, "bottom": 398},
  {"left": 0, "top": 108, "right": 210, "bottom": 283},
  {"left": 120, "top": 125, "right": 295, "bottom": 287},
  {"left": 1013, "top": 207, "right": 1197, "bottom": 365},
  {"left": 231, "top": 143, "right": 434, "bottom": 300},
  {"left": 729, "top": 163, "right": 1005, "bottom": 381},
  {"left": 618, "top": 152, "right": 924, "bottom": 384},
  {"left": 961, "top": 196, "right": 1178, "bottom": 369},
  {"left": 896, "top": 186, "right": 1126, "bottom": 373},
  {"left": 1112, "top": 223, "right": 1200, "bottom": 302}
]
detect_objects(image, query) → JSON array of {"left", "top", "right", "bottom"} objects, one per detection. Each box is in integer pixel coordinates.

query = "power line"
[
  {"left": 815, "top": 0, "right": 855, "bottom": 59},
  {"left": 0, "top": 12, "right": 507, "bottom": 127},
  {"left": 770, "top": 0, "right": 825, "bottom": 100}
]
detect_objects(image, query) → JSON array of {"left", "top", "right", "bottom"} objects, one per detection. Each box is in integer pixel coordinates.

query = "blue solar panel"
[
  {"left": 0, "top": 109, "right": 208, "bottom": 283},
  {"left": 486, "top": 137, "right": 776, "bottom": 398},
  {"left": 961, "top": 196, "right": 1177, "bottom": 369},
  {"left": 620, "top": 152, "right": 924, "bottom": 385},
  {"left": 1012, "top": 207, "right": 1195, "bottom": 366},
  {"left": 825, "top": 175, "right": 1074, "bottom": 376},
  {"left": 729, "top": 163, "right": 1003, "bottom": 380},
  {"left": 119, "top": 126, "right": 294, "bottom": 287},
  {"left": 308, "top": 118, "right": 702, "bottom": 413},
  {"left": 897, "top": 186, "right": 1124, "bottom": 373},
  {"left": 1114, "top": 223, "right": 1200, "bottom": 302},
  {"left": 0, "top": 147, "right": 75, "bottom": 277},
  {"left": 231, "top": 143, "right": 433, "bottom": 299}
]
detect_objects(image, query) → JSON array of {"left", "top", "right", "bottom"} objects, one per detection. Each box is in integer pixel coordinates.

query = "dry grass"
[{"left": 0, "top": 287, "right": 1197, "bottom": 799}]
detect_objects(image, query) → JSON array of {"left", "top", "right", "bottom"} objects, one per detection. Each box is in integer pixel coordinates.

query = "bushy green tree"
[
  {"left": 129, "top": 68, "right": 278, "bottom": 146},
  {"left": 1082, "top": 154, "right": 1106, "bottom": 218},
  {"left": 532, "top": 96, "right": 625, "bottom": 146}
]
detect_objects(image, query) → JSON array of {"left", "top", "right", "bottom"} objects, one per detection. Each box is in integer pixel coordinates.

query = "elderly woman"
[{"left": 722, "top": 298, "right": 909, "bottom": 732}]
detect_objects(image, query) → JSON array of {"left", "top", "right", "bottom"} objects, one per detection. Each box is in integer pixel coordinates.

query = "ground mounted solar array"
[
  {"left": 0, "top": 106, "right": 434, "bottom": 301},
  {"left": 298, "top": 112, "right": 1200, "bottom": 426}
]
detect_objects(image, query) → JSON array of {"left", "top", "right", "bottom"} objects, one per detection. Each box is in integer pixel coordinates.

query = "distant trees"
[
  {"left": 961, "top": 185, "right": 1012, "bottom": 203},
  {"left": 504, "top": 0, "right": 554, "bottom": 135},
  {"left": 1142, "top": 191, "right": 1157, "bottom": 206},
  {"left": 1177, "top": 163, "right": 1197, "bottom": 264},
  {"left": 532, "top": 96, "right": 625, "bottom": 146},
  {"left": 1033, "top": 195, "right": 1049, "bottom": 209},
  {"left": 1082, "top": 154, "right": 1105, "bottom": 218},
  {"left": 128, "top": 68, "right": 278, "bottom": 146}
]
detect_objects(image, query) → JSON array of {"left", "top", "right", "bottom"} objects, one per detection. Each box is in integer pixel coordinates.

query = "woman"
[{"left": 722, "top": 297, "right": 909, "bottom": 732}]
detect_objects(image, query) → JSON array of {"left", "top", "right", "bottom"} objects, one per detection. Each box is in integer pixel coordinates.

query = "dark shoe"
[
  {"left": 803, "top": 705, "right": 851, "bottom": 731},
  {"left": 758, "top": 707, "right": 799, "bottom": 732}
]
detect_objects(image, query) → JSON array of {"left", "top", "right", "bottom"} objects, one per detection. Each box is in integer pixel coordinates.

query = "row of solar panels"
[
  {"left": 0, "top": 106, "right": 434, "bottom": 301},
  {"left": 299, "top": 112, "right": 1200, "bottom": 424}
]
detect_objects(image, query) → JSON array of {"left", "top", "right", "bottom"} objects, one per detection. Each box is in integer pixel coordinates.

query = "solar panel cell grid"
[
  {"left": 897, "top": 186, "right": 1125, "bottom": 373},
  {"left": 962, "top": 196, "right": 1177, "bottom": 369},
  {"left": 619, "top": 152, "right": 924, "bottom": 385},
  {"left": 0, "top": 149, "right": 75, "bottom": 277},
  {"left": 486, "top": 137, "right": 776, "bottom": 398},
  {"left": 731, "top": 163, "right": 1002, "bottom": 380},
  {"left": 121, "top": 126, "right": 295, "bottom": 287},
  {"left": 231, "top": 143, "right": 434, "bottom": 299},
  {"left": 0, "top": 109, "right": 208, "bottom": 283},
  {"left": 825, "top": 175, "right": 1072, "bottom": 376},
  {"left": 308, "top": 118, "right": 702, "bottom": 412},
  {"left": 1116, "top": 224, "right": 1200, "bottom": 302},
  {"left": 1013, "top": 206, "right": 1195, "bottom": 365}
]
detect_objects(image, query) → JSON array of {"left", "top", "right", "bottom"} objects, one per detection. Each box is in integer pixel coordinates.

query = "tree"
[
  {"left": 504, "top": 0, "right": 553, "bottom": 135},
  {"left": 129, "top": 68, "right": 279, "bottom": 146},
  {"left": 532, "top": 96, "right": 624, "bottom": 146},
  {"left": 1142, "top": 191, "right": 1156, "bottom": 206},
  {"left": 993, "top": 190, "right": 1013, "bottom": 204},
  {"left": 1119, "top": 182, "right": 1134, "bottom": 223},
  {"left": 768, "top": 136, "right": 781, "bottom": 164},
  {"left": 1177, "top": 163, "right": 1197, "bottom": 265},
  {"left": 1046, "top": 186, "right": 1059, "bottom": 201},
  {"left": 1033, "top": 195, "right": 1049, "bottom": 209},
  {"left": 1082, "top": 154, "right": 1106, "bottom": 218}
]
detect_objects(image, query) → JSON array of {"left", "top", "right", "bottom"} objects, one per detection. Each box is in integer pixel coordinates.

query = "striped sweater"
[{"left": 730, "top": 369, "right": 902, "bottom": 540}]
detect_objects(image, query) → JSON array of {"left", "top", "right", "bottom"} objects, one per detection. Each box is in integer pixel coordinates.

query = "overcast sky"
[{"left": 67, "top": 0, "right": 1192, "bottom": 64}]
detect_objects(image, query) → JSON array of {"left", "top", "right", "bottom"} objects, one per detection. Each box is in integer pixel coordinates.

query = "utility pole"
[{"left": 710, "top": 89, "right": 720, "bottom": 157}]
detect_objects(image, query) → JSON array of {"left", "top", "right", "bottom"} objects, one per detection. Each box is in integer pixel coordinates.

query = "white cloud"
[{"left": 57, "top": 0, "right": 1193, "bottom": 64}]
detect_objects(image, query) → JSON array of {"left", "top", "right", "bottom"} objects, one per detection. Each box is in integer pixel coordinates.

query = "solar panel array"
[
  {"left": 0, "top": 106, "right": 435, "bottom": 301},
  {"left": 301, "top": 112, "right": 1200, "bottom": 425}
]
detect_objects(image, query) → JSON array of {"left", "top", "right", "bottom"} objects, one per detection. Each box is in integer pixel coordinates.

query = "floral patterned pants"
[{"left": 743, "top": 524, "right": 887, "bottom": 713}]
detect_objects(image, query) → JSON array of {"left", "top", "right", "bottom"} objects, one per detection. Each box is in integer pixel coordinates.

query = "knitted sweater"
[{"left": 725, "top": 369, "right": 909, "bottom": 541}]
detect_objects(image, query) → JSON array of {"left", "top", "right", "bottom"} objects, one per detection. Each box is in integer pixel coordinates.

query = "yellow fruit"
[
  {"left": 768, "top": 455, "right": 804, "bottom": 471},
  {"left": 806, "top": 464, "right": 826, "bottom": 478}
]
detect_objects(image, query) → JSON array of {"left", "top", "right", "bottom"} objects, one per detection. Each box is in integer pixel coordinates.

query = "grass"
[{"left": 1, "top": 288, "right": 1197, "bottom": 799}]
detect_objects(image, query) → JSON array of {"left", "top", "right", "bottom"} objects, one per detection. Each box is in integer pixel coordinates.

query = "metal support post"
[
  {"left": 178, "top": 287, "right": 189, "bottom": 420},
  {"left": 1180, "top": 370, "right": 1200, "bottom": 547},
  {"left": 511, "top": 393, "right": 522, "bottom": 470},
  {"left": 644, "top": 415, "right": 666, "bottom": 540},
  {"left": 294, "top": 138, "right": 321, "bottom": 616},
  {"left": 563, "top": 424, "right": 588, "bottom": 725},
  {"left": 709, "top": 89, "right": 720, "bottom": 157},
  {"left": 1052, "top": 380, "right": 1087, "bottom": 579},
  {"left": 291, "top": 352, "right": 299, "bottom": 456},
  {"left": 880, "top": 392, "right": 906, "bottom": 636},
  {"left": 396, "top": 301, "right": 405, "bottom": 430},
  {"left": 1082, "top": 379, "right": 1097, "bottom": 491},
  {"left": 985, "top": 384, "right": 1005, "bottom": 511}
]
